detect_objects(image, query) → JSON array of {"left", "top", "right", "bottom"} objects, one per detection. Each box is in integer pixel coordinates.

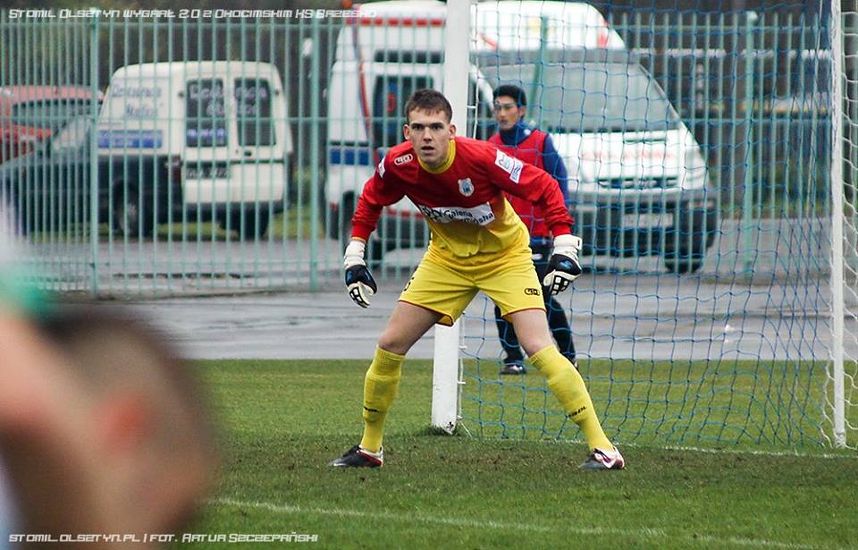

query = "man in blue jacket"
[{"left": 489, "top": 85, "right": 578, "bottom": 375}]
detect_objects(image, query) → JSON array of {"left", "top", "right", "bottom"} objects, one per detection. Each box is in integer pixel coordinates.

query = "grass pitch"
[{"left": 179, "top": 360, "right": 857, "bottom": 549}]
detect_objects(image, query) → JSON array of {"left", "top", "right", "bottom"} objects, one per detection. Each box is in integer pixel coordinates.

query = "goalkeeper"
[
  {"left": 489, "top": 84, "right": 577, "bottom": 375},
  {"left": 331, "top": 89, "right": 624, "bottom": 471}
]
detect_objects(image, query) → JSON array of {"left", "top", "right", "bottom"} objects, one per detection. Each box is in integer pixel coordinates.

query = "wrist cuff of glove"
[
  {"left": 344, "top": 239, "right": 367, "bottom": 268},
  {"left": 553, "top": 234, "right": 582, "bottom": 250}
]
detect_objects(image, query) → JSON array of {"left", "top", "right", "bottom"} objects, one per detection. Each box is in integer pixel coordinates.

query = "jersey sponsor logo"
[
  {"left": 495, "top": 149, "right": 513, "bottom": 171},
  {"left": 495, "top": 150, "right": 523, "bottom": 184},
  {"left": 457, "top": 178, "right": 474, "bottom": 197},
  {"left": 416, "top": 203, "right": 495, "bottom": 226},
  {"left": 394, "top": 153, "right": 414, "bottom": 166},
  {"left": 524, "top": 287, "right": 541, "bottom": 296},
  {"left": 510, "top": 162, "right": 523, "bottom": 183},
  {"left": 377, "top": 158, "right": 386, "bottom": 178}
]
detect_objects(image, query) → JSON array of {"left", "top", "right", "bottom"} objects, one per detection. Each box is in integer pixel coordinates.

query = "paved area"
[
  {"left": 104, "top": 280, "right": 433, "bottom": 360},
  {"left": 64, "top": 218, "right": 845, "bottom": 363},
  {"left": 99, "top": 270, "right": 846, "bottom": 363}
]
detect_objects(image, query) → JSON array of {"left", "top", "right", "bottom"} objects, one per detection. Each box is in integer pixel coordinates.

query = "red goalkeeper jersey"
[{"left": 351, "top": 137, "right": 572, "bottom": 259}]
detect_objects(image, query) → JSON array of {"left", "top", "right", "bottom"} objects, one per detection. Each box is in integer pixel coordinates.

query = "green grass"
[{"left": 178, "top": 360, "right": 858, "bottom": 549}]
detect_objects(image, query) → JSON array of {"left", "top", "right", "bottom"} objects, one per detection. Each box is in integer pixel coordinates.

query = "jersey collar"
[
  {"left": 498, "top": 121, "right": 532, "bottom": 147},
  {"left": 418, "top": 139, "right": 456, "bottom": 174}
]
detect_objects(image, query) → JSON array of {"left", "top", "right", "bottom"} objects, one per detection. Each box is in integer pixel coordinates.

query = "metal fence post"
[
  {"left": 309, "top": 16, "right": 322, "bottom": 291},
  {"left": 741, "top": 10, "right": 758, "bottom": 274},
  {"left": 88, "top": 12, "right": 100, "bottom": 296}
]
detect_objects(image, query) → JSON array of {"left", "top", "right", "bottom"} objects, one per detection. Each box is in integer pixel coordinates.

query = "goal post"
[
  {"left": 829, "top": 0, "right": 858, "bottom": 449},
  {"left": 430, "top": 0, "right": 855, "bottom": 450},
  {"left": 829, "top": 0, "right": 845, "bottom": 448},
  {"left": 430, "top": 0, "right": 470, "bottom": 434}
]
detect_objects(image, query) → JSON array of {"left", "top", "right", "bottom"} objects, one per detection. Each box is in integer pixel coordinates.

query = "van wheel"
[
  {"left": 327, "top": 204, "right": 341, "bottom": 240},
  {"left": 331, "top": 193, "right": 355, "bottom": 241},
  {"left": 365, "top": 239, "right": 386, "bottom": 268},
  {"left": 220, "top": 209, "right": 270, "bottom": 240},
  {"left": 112, "top": 182, "right": 153, "bottom": 238},
  {"left": 338, "top": 195, "right": 354, "bottom": 251},
  {"left": 664, "top": 257, "right": 703, "bottom": 274},
  {"left": 0, "top": 183, "right": 25, "bottom": 235},
  {"left": 663, "top": 207, "right": 709, "bottom": 274},
  {"left": 663, "top": 237, "right": 704, "bottom": 273}
]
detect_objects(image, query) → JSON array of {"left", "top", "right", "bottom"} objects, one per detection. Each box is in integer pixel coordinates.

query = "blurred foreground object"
[{"left": 0, "top": 201, "right": 219, "bottom": 545}]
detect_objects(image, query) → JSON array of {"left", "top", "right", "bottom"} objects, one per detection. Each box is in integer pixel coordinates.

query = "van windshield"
[{"left": 490, "top": 61, "right": 680, "bottom": 133}]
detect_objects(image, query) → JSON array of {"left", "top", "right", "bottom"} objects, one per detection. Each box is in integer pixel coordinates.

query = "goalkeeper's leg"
[
  {"left": 509, "top": 309, "right": 613, "bottom": 452},
  {"left": 360, "top": 302, "right": 443, "bottom": 453},
  {"left": 545, "top": 296, "right": 576, "bottom": 365},
  {"left": 333, "top": 260, "right": 472, "bottom": 467},
  {"left": 359, "top": 346, "right": 405, "bottom": 453}
]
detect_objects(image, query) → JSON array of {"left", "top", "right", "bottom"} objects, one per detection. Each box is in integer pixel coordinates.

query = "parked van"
[
  {"left": 98, "top": 61, "right": 292, "bottom": 238},
  {"left": 326, "top": 0, "right": 718, "bottom": 272},
  {"left": 479, "top": 48, "right": 718, "bottom": 273}
]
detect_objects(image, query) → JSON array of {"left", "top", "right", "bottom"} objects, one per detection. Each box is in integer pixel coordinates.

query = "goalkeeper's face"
[{"left": 404, "top": 109, "right": 456, "bottom": 169}]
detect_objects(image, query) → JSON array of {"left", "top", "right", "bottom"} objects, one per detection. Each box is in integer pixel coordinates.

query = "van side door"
[
  {"left": 183, "top": 75, "right": 231, "bottom": 207},
  {"left": 230, "top": 75, "right": 286, "bottom": 205},
  {"left": 182, "top": 71, "right": 286, "bottom": 207}
]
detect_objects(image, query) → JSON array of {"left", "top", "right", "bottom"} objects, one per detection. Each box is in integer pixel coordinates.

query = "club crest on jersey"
[
  {"left": 458, "top": 178, "right": 474, "bottom": 197},
  {"left": 495, "top": 150, "right": 523, "bottom": 183},
  {"left": 394, "top": 153, "right": 414, "bottom": 166}
]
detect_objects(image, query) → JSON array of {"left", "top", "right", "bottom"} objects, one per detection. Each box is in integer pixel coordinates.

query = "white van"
[
  {"left": 326, "top": 1, "right": 717, "bottom": 272},
  {"left": 98, "top": 61, "right": 292, "bottom": 238}
]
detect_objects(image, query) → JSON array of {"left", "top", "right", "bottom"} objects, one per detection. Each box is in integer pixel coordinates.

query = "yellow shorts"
[{"left": 399, "top": 249, "right": 546, "bottom": 326}]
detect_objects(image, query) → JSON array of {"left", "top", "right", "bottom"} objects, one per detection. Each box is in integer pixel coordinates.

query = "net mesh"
[{"left": 454, "top": 0, "right": 854, "bottom": 450}]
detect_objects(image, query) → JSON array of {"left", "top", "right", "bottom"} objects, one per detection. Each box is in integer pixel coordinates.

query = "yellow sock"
[
  {"left": 359, "top": 346, "right": 405, "bottom": 452},
  {"left": 530, "top": 346, "right": 613, "bottom": 451}
]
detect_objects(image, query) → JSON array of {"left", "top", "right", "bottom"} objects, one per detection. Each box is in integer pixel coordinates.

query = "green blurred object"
[{"left": 0, "top": 266, "right": 52, "bottom": 319}]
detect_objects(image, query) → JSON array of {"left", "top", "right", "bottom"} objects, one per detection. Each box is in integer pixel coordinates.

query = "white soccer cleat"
[{"left": 579, "top": 446, "right": 625, "bottom": 470}]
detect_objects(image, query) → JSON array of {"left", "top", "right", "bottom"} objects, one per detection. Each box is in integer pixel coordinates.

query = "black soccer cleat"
[{"left": 329, "top": 445, "right": 384, "bottom": 468}]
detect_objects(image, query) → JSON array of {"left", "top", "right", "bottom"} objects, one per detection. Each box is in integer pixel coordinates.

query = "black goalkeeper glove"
[
  {"left": 542, "top": 234, "right": 583, "bottom": 296},
  {"left": 343, "top": 239, "right": 377, "bottom": 308}
]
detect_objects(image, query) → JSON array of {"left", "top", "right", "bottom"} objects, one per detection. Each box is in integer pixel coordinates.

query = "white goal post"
[
  {"left": 828, "top": 0, "right": 858, "bottom": 449},
  {"left": 829, "top": 0, "right": 846, "bottom": 448},
  {"left": 431, "top": 0, "right": 470, "bottom": 434}
]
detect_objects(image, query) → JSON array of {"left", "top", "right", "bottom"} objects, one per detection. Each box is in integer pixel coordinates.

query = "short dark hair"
[
  {"left": 404, "top": 89, "right": 453, "bottom": 122},
  {"left": 493, "top": 84, "right": 527, "bottom": 106}
]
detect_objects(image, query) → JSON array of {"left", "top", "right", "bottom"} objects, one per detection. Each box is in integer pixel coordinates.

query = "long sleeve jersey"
[{"left": 351, "top": 136, "right": 572, "bottom": 259}]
